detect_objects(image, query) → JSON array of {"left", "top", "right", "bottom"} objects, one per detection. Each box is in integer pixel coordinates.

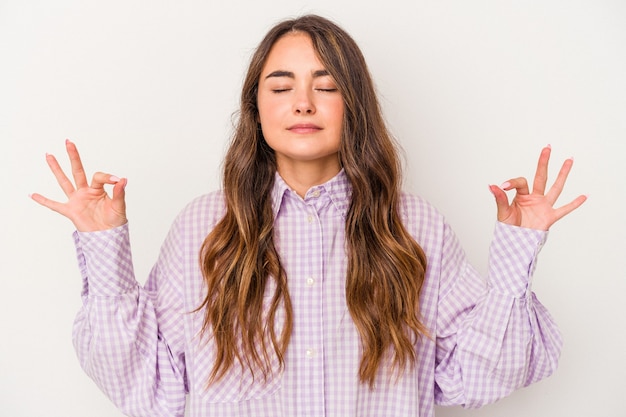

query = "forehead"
[{"left": 261, "top": 32, "right": 324, "bottom": 73}]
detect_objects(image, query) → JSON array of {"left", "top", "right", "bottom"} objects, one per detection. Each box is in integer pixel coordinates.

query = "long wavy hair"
[{"left": 197, "top": 14, "right": 428, "bottom": 388}]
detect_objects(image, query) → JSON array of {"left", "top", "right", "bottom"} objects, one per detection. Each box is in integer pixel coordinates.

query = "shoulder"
[
  {"left": 173, "top": 190, "right": 227, "bottom": 232},
  {"left": 398, "top": 191, "right": 445, "bottom": 228},
  {"left": 398, "top": 191, "right": 452, "bottom": 252}
]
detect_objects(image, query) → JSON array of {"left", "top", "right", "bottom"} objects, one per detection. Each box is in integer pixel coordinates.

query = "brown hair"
[{"left": 197, "top": 14, "right": 428, "bottom": 387}]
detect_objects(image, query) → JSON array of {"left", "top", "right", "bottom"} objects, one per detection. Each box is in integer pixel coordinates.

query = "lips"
[{"left": 287, "top": 123, "right": 322, "bottom": 133}]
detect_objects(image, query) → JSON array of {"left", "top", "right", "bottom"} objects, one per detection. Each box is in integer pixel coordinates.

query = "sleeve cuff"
[
  {"left": 488, "top": 222, "right": 548, "bottom": 297},
  {"left": 73, "top": 223, "right": 137, "bottom": 297}
]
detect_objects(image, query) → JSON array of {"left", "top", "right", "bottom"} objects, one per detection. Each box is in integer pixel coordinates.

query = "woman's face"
[{"left": 257, "top": 32, "right": 344, "bottom": 180}]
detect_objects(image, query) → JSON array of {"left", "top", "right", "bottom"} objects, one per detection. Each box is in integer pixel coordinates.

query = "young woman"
[{"left": 31, "top": 14, "right": 586, "bottom": 417}]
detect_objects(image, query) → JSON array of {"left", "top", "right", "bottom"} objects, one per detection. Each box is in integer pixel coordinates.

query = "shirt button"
[
  {"left": 305, "top": 348, "right": 315, "bottom": 358},
  {"left": 307, "top": 215, "right": 313, "bottom": 223},
  {"left": 311, "top": 190, "right": 321, "bottom": 198},
  {"left": 306, "top": 276, "right": 315, "bottom": 286}
]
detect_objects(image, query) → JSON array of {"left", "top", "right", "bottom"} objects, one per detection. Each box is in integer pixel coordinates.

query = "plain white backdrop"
[{"left": 1, "top": 1, "right": 624, "bottom": 416}]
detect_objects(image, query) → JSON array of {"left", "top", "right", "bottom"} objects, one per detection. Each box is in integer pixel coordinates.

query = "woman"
[{"left": 31, "top": 14, "right": 586, "bottom": 417}]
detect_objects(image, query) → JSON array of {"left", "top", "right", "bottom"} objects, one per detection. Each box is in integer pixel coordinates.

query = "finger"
[
  {"left": 545, "top": 157, "right": 574, "bottom": 205},
  {"left": 552, "top": 194, "right": 588, "bottom": 224},
  {"left": 45, "top": 153, "right": 76, "bottom": 197},
  {"left": 29, "top": 193, "right": 69, "bottom": 216},
  {"left": 501, "top": 177, "right": 530, "bottom": 195},
  {"left": 90, "top": 172, "right": 122, "bottom": 191},
  {"left": 532, "top": 145, "right": 551, "bottom": 195},
  {"left": 66, "top": 139, "right": 89, "bottom": 189},
  {"left": 488, "top": 184, "right": 511, "bottom": 221},
  {"left": 111, "top": 178, "right": 128, "bottom": 215}
]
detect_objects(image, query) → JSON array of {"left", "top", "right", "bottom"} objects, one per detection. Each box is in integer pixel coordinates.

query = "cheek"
[
  {"left": 329, "top": 102, "right": 345, "bottom": 133},
  {"left": 257, "top": 112, "right": 281, "bottom": 148},
  {"left": 257, "top": 109, "right": 276, "bottom": 134},
  {"left": 257, "top": 97, "right": 285, "bottom": 127},
  {"left": 328, "top": 98, "right": 345, "bottom": 120}
]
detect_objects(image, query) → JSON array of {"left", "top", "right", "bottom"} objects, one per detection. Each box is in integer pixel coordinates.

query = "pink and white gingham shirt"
[{"left": 72, "top": 170, "right": 561, "bottom": 417}]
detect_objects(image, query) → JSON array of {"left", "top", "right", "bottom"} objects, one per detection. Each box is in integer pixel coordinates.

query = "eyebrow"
[{"left": 264, "top": 69, "right": 330, "bottom": 79}]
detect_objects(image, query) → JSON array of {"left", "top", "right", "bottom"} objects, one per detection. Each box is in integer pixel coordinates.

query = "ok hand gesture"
[
  {"left": 31, "top": 140, "right": 128, "bottom": 232},
  {"left": 489, "top": 146, "right": 587, "bottom": 231}
]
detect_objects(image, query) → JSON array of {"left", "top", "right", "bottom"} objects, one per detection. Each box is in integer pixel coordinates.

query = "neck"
[{"left": 276, "top": 159, "right": 341, "bottom": 198}]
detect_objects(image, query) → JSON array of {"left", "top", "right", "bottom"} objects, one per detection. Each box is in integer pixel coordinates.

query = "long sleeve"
[
  {"left": 433, "top": 221, "right": 562, "bottom": 408},
  {"left": 72, "top": 222, "right": 187, "bottom": 417},
  {"left": 66, "top": 176, "right": 564, "bottom": 417}
]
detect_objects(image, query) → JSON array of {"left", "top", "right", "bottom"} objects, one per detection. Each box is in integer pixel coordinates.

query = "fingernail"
[
  {"left": 546, "top": 144, "right": 552, "bottom": 149},
  {"left": 500, "top": 181, "right": 511, "bottom": 189},
  {"left": 110, "top": 175, "right": 121, "bottom": 182},
  {"left": 487, "top": 185, "right": 495, "bottom": 195}
]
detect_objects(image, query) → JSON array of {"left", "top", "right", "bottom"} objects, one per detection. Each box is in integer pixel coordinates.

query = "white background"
[{"left": 1, "top": 1, "right": 624, "bottom": 416}]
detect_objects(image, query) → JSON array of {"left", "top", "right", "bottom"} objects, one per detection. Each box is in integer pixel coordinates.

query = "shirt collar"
[{"left": 271, "top": 169, "right": 352, "bottom": 219}]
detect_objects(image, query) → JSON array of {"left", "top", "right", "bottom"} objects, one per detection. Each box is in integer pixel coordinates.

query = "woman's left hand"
[{"left": 489, "top": 146, "right": 587, "bottom": 231}]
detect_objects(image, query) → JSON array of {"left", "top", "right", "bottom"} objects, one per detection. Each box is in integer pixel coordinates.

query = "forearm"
[
  {"left": 435, "top": 222, "right": 562, "bottom": 408},
  {"left": 71, "top": 225, "right": 186, "bottom": 417}
]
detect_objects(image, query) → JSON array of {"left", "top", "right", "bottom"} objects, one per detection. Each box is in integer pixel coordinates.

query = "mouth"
[{"left": 287, "top": 123, "right": 322, "bottom": 134}]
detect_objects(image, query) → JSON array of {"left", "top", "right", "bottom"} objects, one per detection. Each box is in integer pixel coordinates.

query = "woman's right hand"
[{"left": 31, "top": 140, "right": 128, "bottom": 232}]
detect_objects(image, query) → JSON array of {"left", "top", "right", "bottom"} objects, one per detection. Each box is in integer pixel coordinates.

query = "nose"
[{"left": 293, "top": 88, "right": 315, "bottom": 115}]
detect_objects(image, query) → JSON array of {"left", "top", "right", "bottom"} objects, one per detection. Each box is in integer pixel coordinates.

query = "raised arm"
[
  {"left": 32, "top": 140, "right": 187, "bottom": 416},
  {"left": 435, "top": 146, "right": 586, "bottom": 407},
  {"left": 30, "top": 139, "right": 127, "bottom": 231}
]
